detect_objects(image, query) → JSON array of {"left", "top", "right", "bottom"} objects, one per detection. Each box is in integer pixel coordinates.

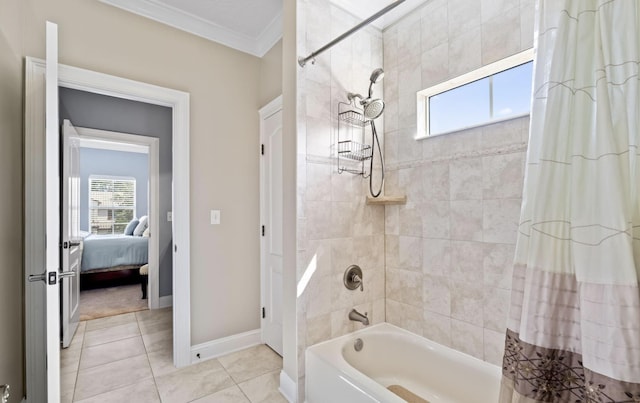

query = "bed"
[
  {"left": 81, "top": 234, "right": 149, "bottom": 272},
  {"left": 80, "top": 234, "right": 149, "bottom": 290}
]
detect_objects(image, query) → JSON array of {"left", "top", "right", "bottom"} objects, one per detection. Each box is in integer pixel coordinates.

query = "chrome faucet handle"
[
  {"left": 344, "top": 265, "right": 364, "bottom": 292},
  {"left": 352, "top": 274, "right": 363, "bottom": 292}
]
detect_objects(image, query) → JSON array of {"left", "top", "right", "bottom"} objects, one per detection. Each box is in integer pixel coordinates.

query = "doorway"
[
  {"left": 24, "top": 57, "right": 191, "bottom": 402},
  {"left": 72, "top": 125, "right": 160, "bottom": 320}
]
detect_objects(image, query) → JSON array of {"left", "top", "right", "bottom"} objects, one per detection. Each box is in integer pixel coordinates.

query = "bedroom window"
[
  {"left": 89, "top": 176, "right": 136, "bottom": 235},
  {"left": 416, "top": 49, "right": 534, "bottom": 138}
]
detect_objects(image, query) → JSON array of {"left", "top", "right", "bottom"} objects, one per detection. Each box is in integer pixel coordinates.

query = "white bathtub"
[{"left": 305, "top": 323, "right": 502, "bottom": 403}]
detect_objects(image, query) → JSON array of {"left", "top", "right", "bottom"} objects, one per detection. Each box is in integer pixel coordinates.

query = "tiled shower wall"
[
  {"left": 382, "top": 0, "right": 535, "bottom": 365},
  {"left": 296, "top": 0, "right": 386, "bottom": 396}
]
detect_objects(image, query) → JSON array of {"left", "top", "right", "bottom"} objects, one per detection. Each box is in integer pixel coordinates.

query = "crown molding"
[{"left": 99, "top": 0, "right": 282, "bottom": 57}]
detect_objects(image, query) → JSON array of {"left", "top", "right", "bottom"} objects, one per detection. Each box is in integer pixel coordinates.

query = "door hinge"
[
  {"left": 174, "top": 245, "right": 177, "bottom": 252},
  {"left": 261, "top": 144, "right": 264, "bottom": 155},
  {"left": 262, "top": 307, "right": 265, "bottom": 319},
  {"left": 261, "top": 225, "right": 265, "bottom": 236}
]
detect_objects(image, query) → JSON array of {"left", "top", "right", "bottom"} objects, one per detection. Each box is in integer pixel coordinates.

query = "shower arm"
[{"left": 298, "top": 0, "right": 406, "bottom": 68}]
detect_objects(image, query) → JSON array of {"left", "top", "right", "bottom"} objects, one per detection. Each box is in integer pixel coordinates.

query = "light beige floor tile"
[
  {"left": 218, "top": 345, "right": 283, "bottom": 383},
  {"left": 83, "top": 322, "right": 140, "bottom": 347},
  {"left": 80, "top": 336, "right": 146, "bottom": 369},
  {"left": 61, "top": 346, "right": 82, "bottom": 375},
  {"left": 74, "top": 355, "right": 152, "bottom": 401},
  {"left": 238, "top": 370, "right": 287, "bottom": 403},
  {"left": 141, "top": 328, "right": 172, "bottom": 354},
  {"left": 135, "top": 307, "right": 171, "bottom": 323},
  {"left": 61, "top": 370, "right": 76, "bottom": 402},
  {"left": 155, "top": 359, "right": 234, "bottom": 403},
  {"left": 137, "top": 315, "right": 172, "bottom": 335},
  {"left": 85, "top": 312, "right": 137, "bottom": 332},
  {"left": 74, "top": 377, "right": 160, "bottom": 403},
  {"left": 61, "top": 390, "right": 73, "bottom": 403},
  {"left": 191, "top": 385, "right": 251, "bottom": 403},
  {"left": 147, "top": 349, "right": 177, "bottom": 377},
  {"left": 66, "top": 323, "right": 86, "bottom": 352}
]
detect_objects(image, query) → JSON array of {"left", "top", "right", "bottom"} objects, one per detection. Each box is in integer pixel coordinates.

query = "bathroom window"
[
  {"left": 417, "top": 49, "right": 534, "bottom": 138},
  {"left": 89, "top": 176, "right": 136, "bottom": 235}
]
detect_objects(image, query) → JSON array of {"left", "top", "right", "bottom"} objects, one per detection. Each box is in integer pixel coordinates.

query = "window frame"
[
  {"left": 88, "top": 175, "right": 137, "bottom": 235},
  {"left": 416, "top": 48, "right": 534, "bottom": 139}
]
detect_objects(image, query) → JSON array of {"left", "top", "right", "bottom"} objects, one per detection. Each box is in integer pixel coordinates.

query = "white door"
[
  {"left": 44, "top": 21, "right": 61, "bottom": 402},
  {"left": 260, "top": 96, "right": 283, "bottom": 355},
  {"left": 61, "top": 120, "right": 81, "bottom": 348}
]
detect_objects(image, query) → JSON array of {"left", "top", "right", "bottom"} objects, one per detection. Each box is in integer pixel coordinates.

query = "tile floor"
[{"left": 61, "top": 308, "right": 287, "bottom": 402}]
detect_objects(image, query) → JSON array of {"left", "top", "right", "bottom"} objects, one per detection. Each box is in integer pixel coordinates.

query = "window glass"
[
  {"left": 429, "top": 77, "right": 490, "bottom": 135},
  {"left": 89, "top": 177, "right": 136, "bottom": 235},
  {"left": 417, "top": 50, "right": 534, "bottom": 138},
  {"left": 492, "top": 62, "right": 533, "bottom": 119}
]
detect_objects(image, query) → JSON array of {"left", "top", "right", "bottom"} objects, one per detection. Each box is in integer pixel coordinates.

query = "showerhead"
[
  {"left": 369, "top": 68, "right": 385, "bottom": 84},
  {"left": 363, "top": 98, "right": 385, "bottom": 120},
  {"left": 368, "top": 68, "right": 385, "bottom": 98}
]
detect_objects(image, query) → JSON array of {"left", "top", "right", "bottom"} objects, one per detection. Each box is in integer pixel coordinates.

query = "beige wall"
[
  {"left": 295, "top": 2, "right": 386, "bottom": 397},
  {"left": 0, "top": 0, "right": 25, "bottom": 400},
  {"left": 0, "top": 0, "right": 282, "bottom": 398},
  {"left": 383, "top": 0, "right": 534, "bottom": 365},
  {"left": 259, "top": 39, "right": 283, "bottom": 107}
]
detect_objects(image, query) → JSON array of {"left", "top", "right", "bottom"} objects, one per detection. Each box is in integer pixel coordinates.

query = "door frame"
[
  {"left": 259, "top": 95, "right": 283, "bottom": 353},
  {"left": 24, "top": 57, "right": 192, "bottom": 402},
  {"left": 73, "top": 125, "right": 161, "bottom": 309}
]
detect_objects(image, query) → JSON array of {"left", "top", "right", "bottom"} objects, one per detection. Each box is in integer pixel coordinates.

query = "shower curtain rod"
[{"left": 298, "top": 0, "right": 406, "bottom": 67}]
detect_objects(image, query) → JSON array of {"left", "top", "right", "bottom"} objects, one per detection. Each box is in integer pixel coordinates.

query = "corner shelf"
[{"left": 365, "top": 195, "right": 407, "bottom": 205}]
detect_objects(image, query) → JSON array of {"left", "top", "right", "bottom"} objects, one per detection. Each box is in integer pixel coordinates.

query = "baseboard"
[
  {"left": 279, "top": 370, "right": 297, "bottom": 403},
  {"left": 158, "top": 295, "right": 173, "bottom": 308},
  {"left": 190, "top": 329, "right": 261, "bottom": 364}
]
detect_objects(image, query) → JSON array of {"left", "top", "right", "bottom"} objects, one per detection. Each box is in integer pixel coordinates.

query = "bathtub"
[{"left": 305, "top": 323, "right": 502, "bottom": 403}]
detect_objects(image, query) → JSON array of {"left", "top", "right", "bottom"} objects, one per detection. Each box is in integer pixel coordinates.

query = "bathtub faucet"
[{"left": 349, "top": 309, "right": 369, "bottom": 326}]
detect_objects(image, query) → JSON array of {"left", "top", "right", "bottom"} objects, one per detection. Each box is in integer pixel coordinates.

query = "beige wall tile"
[
  {"left": 422, "top": 201, "right": 450, "bottom": 238},
  {"left": 399, "top": 203, "right": 425, "bottom": 237},
  {"left": 451, "top": 241, "right": 484, "bottom": 283},
  {"left": 483, "top": 198, "right": 521, "bottom": 244},
  {"left": 423, "top": 274, "right": 451, "bottom": 316},
  {"left": 423, "top": 311, "right": 452, "bottom": 347},
  {"left": 423, "top": 238, "right": 451, "bottom": 276},
  {"left": 386, "top": 269, "right": 424, "bottom": 307},
  {"left": 447, "top": 0, "right": 482, "bottom": 38},
  {"left": 449, "top": 158, "right": 483, "bottom": 200},
  {"left": 483, "top": 243, "right": 515, "bottom": 289},
  {"left": 386, "top": 299, "right": 424, "bottom": 336},
  {"left": 450, "top": 280, "right": 484, "bottom": 326},
  {"left": 399, "top": 236, "right": 424, "bottom": 272},
  {"left": 483, "top": 328, "right": 506, "bottom": 366},
  {"left": 422, "top": 161, "right": 450, "bottom": 201},
  {"left": 450, "top": 200, "right": 483, "bottom": 241},
  {"left": 482, "top": 152, "right": 524, "bottom": 200},
  {"left": 483, "top": 286, "right": 511, "bottom": 332},
  {"left": 450, "top": 319, "right": 484, "bottom": 359},
  {"left": 421, "top": 2, "right": 449, "bottom": 51},
  {"left": 448, "top": 27, "right": 482, "bottom": 77},
  {"left": 482, "top": 7, "right": 521, "bottom": 65}
]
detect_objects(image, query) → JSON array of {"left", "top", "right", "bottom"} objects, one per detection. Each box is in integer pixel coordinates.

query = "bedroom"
[
  {"left": 77, "top": 139, "right": 151, "bottom": 319},
  {"left": 60, "top": 85, "right": 174, "bottom": 321}
]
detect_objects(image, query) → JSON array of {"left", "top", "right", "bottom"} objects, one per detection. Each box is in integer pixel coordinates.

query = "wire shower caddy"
[{"left": 337, "top": 100, "right": 372, "bottom": 175}]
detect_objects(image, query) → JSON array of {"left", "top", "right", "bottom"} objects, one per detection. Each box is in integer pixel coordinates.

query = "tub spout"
[{"left": 349, "top": 309, "right": 369, "bottom": 326}]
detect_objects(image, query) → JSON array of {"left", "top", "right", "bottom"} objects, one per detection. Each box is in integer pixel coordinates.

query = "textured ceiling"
[{"left": 99, "top": 0, "right": 426, "bottom": 57}]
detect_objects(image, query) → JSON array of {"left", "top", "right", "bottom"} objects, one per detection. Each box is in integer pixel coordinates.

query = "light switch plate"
[
  {"left": 167, "top": 211, "right": 173, "bottom": 222},
  {"left": 210, "top": 210, "right": 221, "bottom": 225}
]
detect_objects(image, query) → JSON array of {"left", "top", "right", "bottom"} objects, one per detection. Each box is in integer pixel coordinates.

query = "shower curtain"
[{"left": 500, "top": 1, "right": 640, "bottom": 402}]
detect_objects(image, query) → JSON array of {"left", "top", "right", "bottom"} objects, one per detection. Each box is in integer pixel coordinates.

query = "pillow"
[
  {"left": 142, "top": 227, "right": 150, "bottom": 237},
  {"left": 124, "top": 219, "right": 139, "bottom": 236},
  {"left": 133, "top": 215, "right": 148, "bottom": 236}
]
